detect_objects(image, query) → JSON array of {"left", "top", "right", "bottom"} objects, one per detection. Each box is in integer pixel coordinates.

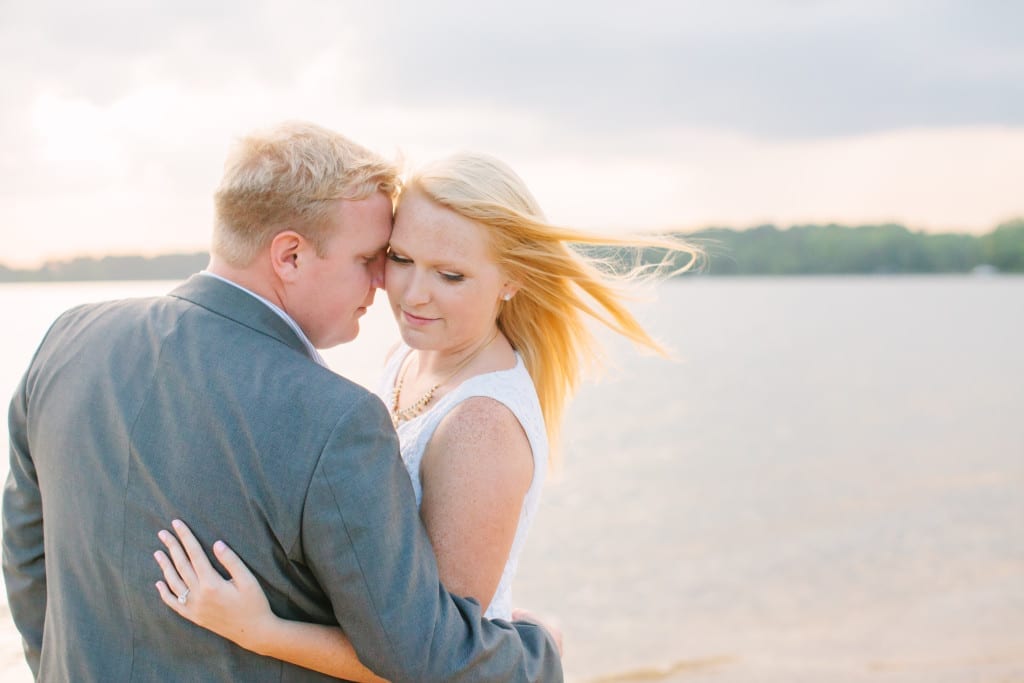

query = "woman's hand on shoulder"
[{"left": 153, "top": 519, "right": 279, "bottom": 655}]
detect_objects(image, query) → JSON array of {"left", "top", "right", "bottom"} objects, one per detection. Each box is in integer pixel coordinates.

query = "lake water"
[{"left": 1, "top": 277, "right": 1022, "bottom": 682}]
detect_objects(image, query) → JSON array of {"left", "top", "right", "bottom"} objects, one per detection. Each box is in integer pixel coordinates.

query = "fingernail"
[
  {"left": 157, "top": 530, "right": 168, "bottom": 541},
  {"left": 171, "top": 519, "right": 183, "bottom": 529},
  {"left": 213, "top": 541, "right": 225, "bottom": 553}
]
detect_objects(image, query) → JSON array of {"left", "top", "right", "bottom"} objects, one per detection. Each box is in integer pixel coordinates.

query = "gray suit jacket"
[{"left": 3, "top": 274, "right": 561, "bottom": 682}]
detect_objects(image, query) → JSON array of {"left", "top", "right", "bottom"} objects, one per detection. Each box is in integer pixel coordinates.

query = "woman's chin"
[{"left": 398, "top": 326, "right": 435, "bottom": 350}]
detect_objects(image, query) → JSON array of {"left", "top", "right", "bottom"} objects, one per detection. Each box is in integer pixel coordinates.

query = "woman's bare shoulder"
[{"left": 425, "top": 396, "right": 533, "bottom": 489}]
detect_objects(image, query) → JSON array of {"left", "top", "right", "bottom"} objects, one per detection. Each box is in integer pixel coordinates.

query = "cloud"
[
  {"left": 1, "top": 0, "right": 1022, "bottom": 266},
  {"left": 5, "top": 0, "right": 1022, "bottom": 141},
  {"left": 336, "top": 0, "right": 1024, "bottom": 138}
]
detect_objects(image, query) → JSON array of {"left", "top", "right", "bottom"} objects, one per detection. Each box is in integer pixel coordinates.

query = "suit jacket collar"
[{"left": 168, "top": 273, "right": 314, "bottom": 361}]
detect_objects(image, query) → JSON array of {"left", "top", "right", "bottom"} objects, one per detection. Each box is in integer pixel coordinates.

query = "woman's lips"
[{"left": 402, "top": 310, "right": 436, "bottom": 326}]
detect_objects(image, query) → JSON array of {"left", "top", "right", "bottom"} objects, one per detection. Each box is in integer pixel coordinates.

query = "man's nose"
[{"left": 371, "top": 256, "right": 386, "bottom": 290}]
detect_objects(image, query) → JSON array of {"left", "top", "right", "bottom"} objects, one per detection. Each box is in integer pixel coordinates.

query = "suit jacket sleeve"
[
  {"left": 3, "top": 367, "right": 46, "bottom": 678},
  {"left": 301, "top": 393, "right": 562, "bottom": 683}
]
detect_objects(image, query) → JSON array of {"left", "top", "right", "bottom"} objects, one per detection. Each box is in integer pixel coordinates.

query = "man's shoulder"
[
  {"left": 178, "top": 305, "right": 382, "bottom": 418},
  {"left": 36, "top": 293, "right": 181, "bottom": 349},
  {"left": 275, "top": 352, "right": 386, "bottom": 423},
  {"left": 54, "top": 290, "right": 188, "bottom": 322}
]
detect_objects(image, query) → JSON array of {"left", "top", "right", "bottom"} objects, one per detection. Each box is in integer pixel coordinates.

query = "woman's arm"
[
  {"left": 418, "top": 396, "right": 534, "bottom": 612},
  {"left": 154, "top": 520, "right": 387, "bottom": 682},
  {"left": 152, "top": 397, "right": 537, "bottom": 677}
]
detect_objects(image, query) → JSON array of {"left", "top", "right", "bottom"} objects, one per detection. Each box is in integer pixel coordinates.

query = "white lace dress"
[{"left": 376, "top": 344, "right": 548, "bottom": 620}]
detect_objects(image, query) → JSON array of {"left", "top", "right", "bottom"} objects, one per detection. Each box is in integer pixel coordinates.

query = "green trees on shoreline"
[
  {"left": 2, "top": 220, "right": 1022, "bottom": 282},
  {"left": 684, "top": 219, "right": 1023, "bottom": 275}
]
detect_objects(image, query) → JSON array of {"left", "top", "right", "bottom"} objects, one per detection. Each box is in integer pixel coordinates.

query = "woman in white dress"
[{"left": 153, "top": 152, "right": 699, "bottom": 681}]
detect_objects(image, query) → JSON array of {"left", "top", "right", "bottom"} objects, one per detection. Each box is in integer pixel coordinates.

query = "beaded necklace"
[{"left": 389, "top": 330, "right": 499, "bottom": 426}]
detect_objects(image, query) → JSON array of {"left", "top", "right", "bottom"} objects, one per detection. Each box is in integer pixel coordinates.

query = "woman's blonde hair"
[
  {"left": 406, "top": 153, "right": 702, "bottom": 458},
  {"left": 213, "top": 121, "right": 400, "bottom": 266}
]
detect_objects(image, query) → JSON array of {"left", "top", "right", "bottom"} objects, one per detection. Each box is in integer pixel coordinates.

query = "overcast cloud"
[
  {"left": 7, "top": 0, "right": 1020, "bottom": 137},
  {"left": 2, "top": 0, "right": 1022, "bottom": 265}
]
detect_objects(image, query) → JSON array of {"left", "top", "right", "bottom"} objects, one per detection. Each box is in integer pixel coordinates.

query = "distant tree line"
[
  {"left": 682, "top": 219, "right": 1024, "bottom": 275},
  {"left": 2, "top": 220, "right": 1022, "bottom": 282},
  {"left": 588, "top": 219, "right": 1024, "bottom": 276},
  {"left": 0, "top": 253, "right": 209, "bottom": 282}
]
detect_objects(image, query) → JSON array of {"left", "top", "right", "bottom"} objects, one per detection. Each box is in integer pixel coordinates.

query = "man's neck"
[
  {"left": 207, "top": 256, "right": 284, "bottom": 309},
  {"left": 204, "top": 257, "right": 327, "bottom": 366}
]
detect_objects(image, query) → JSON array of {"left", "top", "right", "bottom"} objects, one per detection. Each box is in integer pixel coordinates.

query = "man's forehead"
[
  {"left": 343, "top": 207, "right": 392, "bottom": 254},
  {"left": 356, "top": 231, "right": 390, "bottom": 256}
]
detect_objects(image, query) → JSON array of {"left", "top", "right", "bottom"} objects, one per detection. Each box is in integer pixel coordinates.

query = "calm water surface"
[{"left": 1, "top": 277, "right": 1022, "bottom": 682}]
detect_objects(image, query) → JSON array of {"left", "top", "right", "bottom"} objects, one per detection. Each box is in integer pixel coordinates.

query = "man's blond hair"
[{"left": 212, "top": 121, "right": 399, "bottom": 266}]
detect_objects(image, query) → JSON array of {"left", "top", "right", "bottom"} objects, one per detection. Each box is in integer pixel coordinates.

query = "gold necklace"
[{"left": 390, "top": 330, "right": 499, "bottom": 426}]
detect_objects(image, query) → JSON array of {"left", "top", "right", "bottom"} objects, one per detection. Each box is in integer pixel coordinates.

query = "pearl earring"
[{"left": 502, "top": 293, "right": 512, "bottom": 301}]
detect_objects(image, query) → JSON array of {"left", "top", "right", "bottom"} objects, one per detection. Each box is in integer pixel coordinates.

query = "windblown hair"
[
  {"left": 407, "top": 153, "right": 702, "bottom": 459},
  {"left": 213, "top": 121, "right": 400, "bottom": 266}
]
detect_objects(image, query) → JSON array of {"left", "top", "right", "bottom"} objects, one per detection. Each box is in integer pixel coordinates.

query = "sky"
[{"left": 1, "top": 0, "right": 1022, "bottom": 268}]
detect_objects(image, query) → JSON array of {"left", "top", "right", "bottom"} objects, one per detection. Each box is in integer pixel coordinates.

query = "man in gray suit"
[{"left": 3, "top": 121, "right": 562, "bottom": 681}]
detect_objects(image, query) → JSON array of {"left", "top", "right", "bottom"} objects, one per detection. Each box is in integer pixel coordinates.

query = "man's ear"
[{"left": 269, "top": 231, "right": 305, "bottom": 283}]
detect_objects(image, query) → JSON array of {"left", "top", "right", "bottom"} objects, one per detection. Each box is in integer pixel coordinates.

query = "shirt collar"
[{"left": 200, "top": 271, "right": 327, "bottom": 367}]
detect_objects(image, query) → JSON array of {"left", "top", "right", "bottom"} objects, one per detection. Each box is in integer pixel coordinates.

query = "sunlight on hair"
[{"left": 404, "top": 152, "right": 704, "bottom": 461}]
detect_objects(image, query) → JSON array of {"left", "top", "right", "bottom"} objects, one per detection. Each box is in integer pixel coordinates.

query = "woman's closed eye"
[
  {"left": 388, "top": 250, "right": 464, "bottom": 282},
  {"left": 387, "top": 251, "right": 412, "bottom": 265}
]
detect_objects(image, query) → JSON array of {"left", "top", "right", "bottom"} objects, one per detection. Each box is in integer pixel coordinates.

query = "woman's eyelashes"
[
  {"left": 387, "top": 251, "right": 412, "bottom": 265},
  {"left": 388, "top": 250, "right": 465, "bottom": 283}
]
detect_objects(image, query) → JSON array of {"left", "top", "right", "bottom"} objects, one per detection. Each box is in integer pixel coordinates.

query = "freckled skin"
[
  {"left": 385, "top": 188, "right": 533, "bottom": 611},
  {"left": 420, "top": 396, "right": 533, "bottom": 612},
  {"left": 386, "top": 189, "right": 510, "bottom": 364}
]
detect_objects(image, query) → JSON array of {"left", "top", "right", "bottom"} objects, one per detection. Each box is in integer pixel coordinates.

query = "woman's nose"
[{"left": 402, "top": 269, "right": 430, "bottom": 306}]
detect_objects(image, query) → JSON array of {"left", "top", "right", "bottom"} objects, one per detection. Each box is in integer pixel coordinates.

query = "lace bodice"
[{"left": 376, "top": 344, "right": 548, "bottom": 620}]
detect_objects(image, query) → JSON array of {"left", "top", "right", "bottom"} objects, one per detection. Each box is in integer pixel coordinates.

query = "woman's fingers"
[
  {"left": 170, "top": 519, "right": 218, "bottom": 580},
  {"left": 212, "top": 540, "right": 256, "bottom": 586},
  {"left": 153, "top": 549, "right": 190, "bottom": 601},
  {"left": 151, "top": 529, "right": 273, "bottom": 652},
  {"left": 157, "top": 529, "right": 199, "bottom": 591},
  {"left": 154, "top": 579, "right": 187, "bottom": 614},
  {"left": 154, "top": 521, "right": 249, "bottom": 599}
]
